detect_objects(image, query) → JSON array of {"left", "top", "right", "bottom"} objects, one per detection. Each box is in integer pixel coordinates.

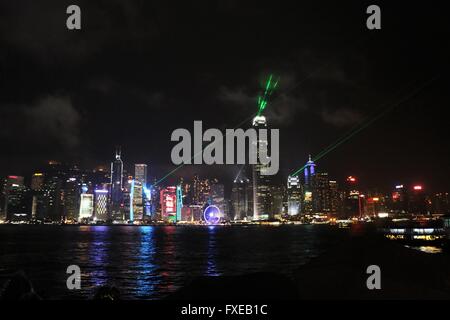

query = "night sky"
[{"left": 0, "top": 0, "right": 449, "bottom": 191}]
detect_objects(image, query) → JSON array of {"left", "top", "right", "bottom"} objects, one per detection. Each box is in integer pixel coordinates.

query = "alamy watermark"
[
  {"left": 66, "top": 265, "right": 81, "bottom": 290},
  {"left": 170, "top": 121, "right": 279, "bottom": 175},
  {"left": 366, "top": 265, "right": 381, "bottom": 290}
]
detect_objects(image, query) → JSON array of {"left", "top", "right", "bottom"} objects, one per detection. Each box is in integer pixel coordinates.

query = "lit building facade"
[
  {"left": 63, "top": 177, "right": 81, "bottom": 221},
  {"left": 302, "top": 155, "right": 316, "bottom": 213},
  {"left": 134, "top": 164, "right": 147, "bottom": 186},
  {"left": 132, "top": 180, "right": 144, "bottom": 221},
  {"left": 231, "top": 176, "right": 253, "bottom": 220},
  {"left": 1, "top": 176, "right": 28, "bottom": 221},
  {"left": 409, "top": 185, "right": 427, "bottom": 214},
  {"left": 252, "top": 115, "right": 273, "bottom": 220},
  {"left": 314, "top": 172, "right": 332, "bottom": 213},
  {"left": 94, "top": 189, "right": 109, "bottom": 222},
  {"left": 287, "top": 175, "right": 302, "bottom": 216},
  {"left": 160, "top": 186, "right": 177, "bottom": 222},
  {"left": 31, "top": 173, "right": 44, "bottom": 191},
  {"left": 79, "top": 193, "right": 94, "bottom": 220},
  {"left": 192, "top": 175, "right": 211, "bottom": 206},
  {"left": 210, "top": 181, "right": 226, "bottom": 220},
  {"left": 391, "top": 184, "right": 408, "bottom": 214},
  {"left": 110, "top": 147, "right": 124, "bottom": 221},
  {"left": 344, "top": 176, "right": 361, "bottom": 218},
  {"left": 329, "top": 180, "right": 340, "bottom": 215}
]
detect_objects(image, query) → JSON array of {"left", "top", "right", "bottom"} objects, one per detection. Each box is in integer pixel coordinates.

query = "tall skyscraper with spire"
[
  {"left": 304, "top": 155, "right": 316, "bottom": 188},
  {"left": 252, "top": 115, "right": 273, "bottom": 220},
  {"left": 303, "top": 155, "right": 316, "bottom": 213},
  {"left": 110, "top": 146, "right": 124, "bottom": 221}
]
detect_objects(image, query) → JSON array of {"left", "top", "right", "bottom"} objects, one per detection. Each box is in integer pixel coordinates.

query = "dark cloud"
[
  {"left": 0, "top": 96, "right": 80, "bottom": 151},
  {"left": 219, "top": 86, "right": 254, "bottom": 107},
  {"left": 219, "top": 73, "right": 309, "bottom": 126},
  {"left": 0, "top": 0, "right": 161, "bottom": 64},
  {"left": 320, "top": 108, "right": 363, "bottom": 127},
  {"left": 86, "top": 78, "right": 165, "bottom": 109},
  {"left": 26, "top": 96, "right": 80, "bottom": 149}
]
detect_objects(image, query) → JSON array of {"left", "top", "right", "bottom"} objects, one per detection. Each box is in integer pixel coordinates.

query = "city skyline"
[{"left": 2, "top": 142, "right": 448, "bottom": 224}]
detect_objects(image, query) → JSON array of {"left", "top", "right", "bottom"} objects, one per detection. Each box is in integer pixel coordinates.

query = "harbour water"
[{"left": 0, "top": 224, "right": 335, "bottom": 299}]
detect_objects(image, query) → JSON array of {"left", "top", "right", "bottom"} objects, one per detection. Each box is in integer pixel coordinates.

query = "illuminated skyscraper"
[
  {"left": 409, "top": 185, "right": 427, "bottom": 214},
  {"left": 302, "top": 155, "right": 316, "bottom": 213},
  {"left": 314, "top": 172, "right": 332, "bottom": 213},
  {"left": 134, "top": 164, "right": 147, "bottom": 186},
  {"left": 94, "top": 189, "right": 109, "bottom": 222},
  {"left": 210, "top": 180, "right": 225, "bottom": 219},
  {"left": 132, "top": 181, "right": 144, "bottom": 221},
  {"left": 176, "top": 185, "right": 183, "bottom": 221},
  {"left": 391, "top": 184, "right": 408, "bottom": 214},
  {"left": 41, "top": 162, "right": 65, "bottom": 221},
  {"left": 231, "top": 174, "right": 252, "bottom": 220},
  {"left": 1, "top": 176, "right": 28, "bottom": 221},
  {"left": 132, "top": 164, "right": 147, "bottom": 221},
  {"left": 110, "top": 147, "right": 124, "bottom": 221},
  {"left": 180, "top": 205, "right": 193, "bottom": 222},
  {"left": 79, "top": 193, "right": 94, "bottom": 220},
  {"left": 287, "top": 175, "right": 302, "bottom": 216},
  {"left": 304, "top": 155, "right": 316, "bottom": 190},
  {"left": 63, "top": 177, "right": 81, "bottom": 221},
  {"left": 432, "top": 192, "right": 449, "bottom": 214},
  {"left": 31, "top": 173, "right": 44, "bottom": 191},
  {"left": 271, "top": 185, "right": 283, "bottom": 218},
  {"left": 344, "top": 176, "right": 361, "bottom": 218},
  {"left": 30, "top": 173, "right": 45, "bottom": 220},
  {"left": 329, "top": 180, "right": 340, "bottom": 215},
  {"left": 160, "top": 186, "right": 177, "bottom": 222},
  {"left": 252, "top": 115, "right": 273, "bottom": 220},
  {"left": 192, "top": 175, "right": 211, "bottom": 206}
]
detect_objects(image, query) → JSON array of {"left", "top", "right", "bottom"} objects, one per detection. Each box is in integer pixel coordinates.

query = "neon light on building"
[
  {"left": 160, "top": 186, "right": 177, "bottom": 222},
  {"left": 176, "top": 185, "right": 183, "bottom": 222},
  {"left": 129, "top": 180, "right": 135, "bottom": 222},
  {"left": 94, "top": 190, "right": 109, "bottom": 221}
]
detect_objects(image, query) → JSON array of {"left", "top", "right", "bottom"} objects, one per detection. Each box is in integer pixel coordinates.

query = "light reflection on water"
[
  {"left": 135, "top": 226, "right": 158, "bottom": 298},
  {"left": 405, "top": 245, "right": 443, "bottom": 254},
  {"left": 206, "top": 226, "right": 220, "bottom": 277},
  {"left": 0, "top": 225, "right": 324, "bottom": 299}
]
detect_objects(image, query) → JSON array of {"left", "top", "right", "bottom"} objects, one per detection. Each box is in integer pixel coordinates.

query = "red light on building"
[
  {"left": 8, "top": 175, "right": 19, "bottom": 179},
  {"left": 392, "top": 192, "right": 400, "bottom": 200},
  {"left": 347, "top": 176, "right": 356, "bottom": 183},
  {"left": 413, "top": 185, "right": 423, "bottom": 191}
]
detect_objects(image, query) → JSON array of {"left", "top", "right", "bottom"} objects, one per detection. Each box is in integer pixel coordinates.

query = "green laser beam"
[
  {"left": 257, "top": 74, "right": 280, "bottom": 116},
  {"left": 290, "top": 75, "right": 439, "bottom": 177},
  {"left": 155, "top": 31, "right": 379, "bottom": 185},
  {"left": 309, "top": 77, "right": 421, "bottom": 161},
  {"left": 155, "top": 63, "right": 336, "bottom": 186}
]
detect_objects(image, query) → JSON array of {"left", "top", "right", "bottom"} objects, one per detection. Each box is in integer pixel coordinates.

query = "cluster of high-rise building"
[
  {"left": 1, "top": 114, "right": 449, "bottom": 224},
  {"left": 0, "top": 148, "right": 154, "bottom": 223}
]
